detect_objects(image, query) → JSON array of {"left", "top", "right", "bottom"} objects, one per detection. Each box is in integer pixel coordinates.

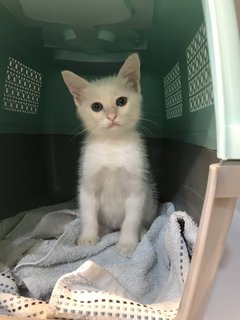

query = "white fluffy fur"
[{"left": 62, "top": 54, "right": 157, "bottom": 256}]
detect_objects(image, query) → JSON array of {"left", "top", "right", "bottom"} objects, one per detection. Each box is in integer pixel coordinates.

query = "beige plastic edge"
[
  {"left": 175, "top": 161, "right": 240, "bottom": 320},
  {"left": 202, "top": 0, "right": 240, "bottom": 160}
]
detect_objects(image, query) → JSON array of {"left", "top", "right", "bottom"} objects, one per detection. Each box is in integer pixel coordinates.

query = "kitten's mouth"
[{"left": 107, "top": 122, "right": 120, "bottom": 129}]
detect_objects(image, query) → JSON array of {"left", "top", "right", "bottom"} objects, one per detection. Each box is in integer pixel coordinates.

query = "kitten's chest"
[{"left": 81, "top": 141, "right": 144, "bottom": 175}]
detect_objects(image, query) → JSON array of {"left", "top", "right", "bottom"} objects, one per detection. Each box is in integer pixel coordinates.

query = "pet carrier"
[{"left": 0, "top": 0, "right": 240, "bottom": 319}]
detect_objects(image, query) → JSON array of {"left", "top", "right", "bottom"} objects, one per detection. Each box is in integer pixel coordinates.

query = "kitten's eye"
[
  {"left": 91, "top": 102, "right": 103, "bottom": 112},
  {"left": 116, "top": 96, "right": 128, "bottom": 107}
]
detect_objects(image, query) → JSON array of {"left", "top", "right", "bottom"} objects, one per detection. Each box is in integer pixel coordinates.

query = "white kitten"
[{"left": 62, "top": 53, "right": 158, "bottom": 256}]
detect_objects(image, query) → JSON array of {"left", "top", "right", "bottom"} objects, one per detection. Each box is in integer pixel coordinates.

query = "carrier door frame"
[
  {"left": 176, "top": 0, "right": 240, "bottom": 317},
  {"left": 176, "top": 161, "right": 240, "bottom": 320}
]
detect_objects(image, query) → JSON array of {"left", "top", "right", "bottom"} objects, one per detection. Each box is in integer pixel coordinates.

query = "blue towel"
[{"left": 0, "top": 201, "right": 198, "bottom": 304}]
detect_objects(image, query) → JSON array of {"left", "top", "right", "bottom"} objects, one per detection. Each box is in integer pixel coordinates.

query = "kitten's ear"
[
  {"left": 118, "top": 53, "right": 140, "bottom": 92},
  {"left": 61, "top": 70, "right": 89, "bottom": 104}
]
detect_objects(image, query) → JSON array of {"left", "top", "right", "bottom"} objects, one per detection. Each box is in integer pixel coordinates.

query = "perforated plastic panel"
[
  {"left": 164, "top": 63, "right": 183, "bottom": 119},
  {"left": 3, "top": 57, "right": 42, "bottom": 115},
  {"left": 187, "top": 23, "right": 214, "bottom": 113}
]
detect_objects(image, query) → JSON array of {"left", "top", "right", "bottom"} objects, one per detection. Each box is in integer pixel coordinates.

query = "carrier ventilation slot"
[
  {"left": 3, "top": 57, "right": 42, "bottom": 115},
  {"left": 164, "top": 63, "right": 183, "bottom": 119},
  {"left": 187, "top": 23, "right": 214, "bottom": 112}
]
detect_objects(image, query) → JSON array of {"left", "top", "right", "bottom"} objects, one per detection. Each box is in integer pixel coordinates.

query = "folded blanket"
[{"left": 0, "top": 201, "right": 198, "bottom": 319}]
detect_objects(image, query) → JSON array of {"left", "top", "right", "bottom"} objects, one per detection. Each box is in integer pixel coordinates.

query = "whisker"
[
  {"left": 137, "top": 124, "right": 154, "bottom": 136},
  {"left": 139, "top": 117, "right": 161, "bottom": 129},
  {"left": 69, "top": 115, "right": 159, "bottom": 140},
  {"left": 123, "top": 118, "right": 154, "bottom": 136},
  {"left": 70, "top": 124, "right": 83, "bottom": 134},
  {"left": 69, "top": 127, "right": 89, "bottom": 142},
  {"left": 125, "top": 116, "right": 161, "bottom": 130}
]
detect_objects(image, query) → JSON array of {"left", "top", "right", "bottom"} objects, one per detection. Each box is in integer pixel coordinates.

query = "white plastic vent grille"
[
  {"left": 187, "top": 23, "right": 214, "bottom": 112},
  {"left": 164, "top": 63, "right": 183, "bottom": 119},
  {"left": 3, "top": 57, "right": 42, "bottom": 114}
]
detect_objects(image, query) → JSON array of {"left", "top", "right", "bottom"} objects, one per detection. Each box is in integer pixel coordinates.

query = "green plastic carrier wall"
[
  {"left": 1, "top": 1, "right": 240, "bottom": 156},
  {"left": 1, "top": 0, "right": 239, "bottom": 154},
  {"left": 0, "top": 0, "right": 215, "bottom": 144}
]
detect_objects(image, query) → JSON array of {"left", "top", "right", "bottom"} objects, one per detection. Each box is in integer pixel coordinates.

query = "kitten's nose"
[{"left": 107, "top": 113, "right": 117, "bottom": 122}]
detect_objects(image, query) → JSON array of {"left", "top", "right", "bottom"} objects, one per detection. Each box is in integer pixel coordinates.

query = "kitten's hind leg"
[{"left": 77, "top": 187, "right": 99, "bottom": 246}]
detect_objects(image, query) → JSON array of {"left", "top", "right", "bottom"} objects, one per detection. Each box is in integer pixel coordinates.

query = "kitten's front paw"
[
  {"left": 77, "top": 235, "right": 99, "bottom": 246},
  {"left": 117, "top": 242, "right": 137, "bottom": 257}
]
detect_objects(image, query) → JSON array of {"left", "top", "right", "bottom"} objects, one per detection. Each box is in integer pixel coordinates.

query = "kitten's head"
[{"left": 62, "top": 54, "right": 142, "bottom": 136}]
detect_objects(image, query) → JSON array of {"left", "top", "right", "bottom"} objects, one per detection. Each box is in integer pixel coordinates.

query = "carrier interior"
[{"left": 0, "top": 0, "right": 218, "bottom": 223}]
